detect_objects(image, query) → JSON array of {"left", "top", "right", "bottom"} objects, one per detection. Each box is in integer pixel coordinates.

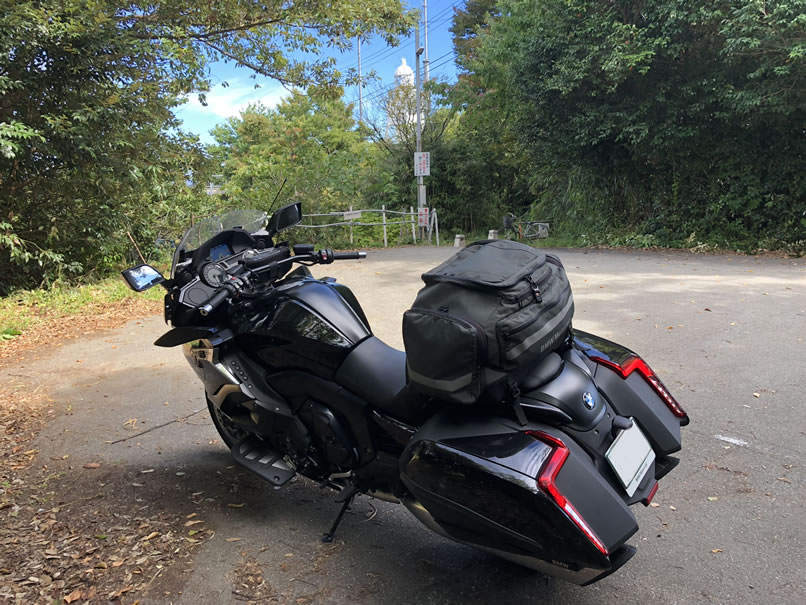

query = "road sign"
[
  {"left": 418, "top": 207, "right": 429, "bottom": 227},
  {"left": 343, "top": 210, "right": 362, "bottom": 220},
  {"left": 414, "top": 152, "right": 430, "bottom": 176}
]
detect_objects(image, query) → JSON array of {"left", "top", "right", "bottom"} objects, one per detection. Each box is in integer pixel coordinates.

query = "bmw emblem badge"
[{"left": 582, "top": 392, "right": 595, "bottom": 410}]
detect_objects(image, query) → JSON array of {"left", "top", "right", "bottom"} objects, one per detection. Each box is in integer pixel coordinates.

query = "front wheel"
[{"left": 206, "top": 396, "right": 247, "bottom": 448}]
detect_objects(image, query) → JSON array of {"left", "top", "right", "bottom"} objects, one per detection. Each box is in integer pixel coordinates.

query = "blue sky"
[{"left": 175, "top": 0, "right": 461, "bottom": 144}]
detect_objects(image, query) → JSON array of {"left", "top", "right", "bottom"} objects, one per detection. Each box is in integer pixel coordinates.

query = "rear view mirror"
[
  {"left": 122, "top": 264, "right": 165, "bottom": 292},
  {"left": 267, "top": 202, "right": 303, "bottom": 235}
]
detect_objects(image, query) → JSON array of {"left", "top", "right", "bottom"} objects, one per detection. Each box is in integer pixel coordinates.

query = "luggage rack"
[{"left": 503, "top": 213, "right": 550, "bottom": 240}]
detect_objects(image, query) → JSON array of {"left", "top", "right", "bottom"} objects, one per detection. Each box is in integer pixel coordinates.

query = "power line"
[
  {"left": 352, "top": 49, "right": 456, "bottom": 107},
  {"left": 332, "top": 1, "right": 461, "bottom": 75}
]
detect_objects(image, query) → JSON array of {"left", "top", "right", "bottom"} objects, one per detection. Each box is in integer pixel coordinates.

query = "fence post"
[
  {"left": 434, "top": 209, "right": 440, "bottom": 246},
  {"left": 410, "top": 206, "right": 416, "bottom": 243},
  {"left": 349, "top": 205, "right": 353, "bottom": 245},
  {"left": 382, "top": 205, "right": 388, "bottom": 248}
]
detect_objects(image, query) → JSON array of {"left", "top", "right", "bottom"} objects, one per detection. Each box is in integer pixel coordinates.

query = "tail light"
[
  {"left": 527, "top": 431, "right": 609, "bottom": 556},
  {"left": 590, "top": 355, "right": 688, "bottom": 422}
]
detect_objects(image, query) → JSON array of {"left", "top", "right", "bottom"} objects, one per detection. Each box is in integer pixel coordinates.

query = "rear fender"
[{"left": 574, "top": 330, "right": 684, "bottom": 456}]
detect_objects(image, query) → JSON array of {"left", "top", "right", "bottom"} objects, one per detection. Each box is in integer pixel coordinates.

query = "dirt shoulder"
[{"left": 0, "top": 301, "right": 198, "bottom": 604}]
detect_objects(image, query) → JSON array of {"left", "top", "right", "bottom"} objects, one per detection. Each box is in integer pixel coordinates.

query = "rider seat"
[{"left": 335, "top": 336, "right": 429, "bottom": 425}]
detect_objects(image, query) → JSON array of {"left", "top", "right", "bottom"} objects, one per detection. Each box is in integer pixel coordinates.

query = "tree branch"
[
  {"left": 131, "top": 18, "right": 284, "bottom": 42},
  {"left": 199, "top": 41, "right": 295, "bottom": 86}
]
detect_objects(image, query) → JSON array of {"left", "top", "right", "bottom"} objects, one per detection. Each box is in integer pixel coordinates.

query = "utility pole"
[
  {"left": 423, "top": 0, "right": 430, "bottom": 84},
  {"left": 357, "top": 36, "right": 363, "bottom": 122},
  {"left": 415, "top": 25, "right": 426, "bottom": 219}
]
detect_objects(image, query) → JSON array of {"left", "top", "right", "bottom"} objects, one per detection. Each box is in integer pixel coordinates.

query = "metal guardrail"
[{"left": 297, "top": 206, "right": 440, "bottom": 247}]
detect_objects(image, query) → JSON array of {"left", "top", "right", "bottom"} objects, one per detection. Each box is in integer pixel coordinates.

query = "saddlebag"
[{"left": 402, "top": 240, "right": 573, "bottom": 404}]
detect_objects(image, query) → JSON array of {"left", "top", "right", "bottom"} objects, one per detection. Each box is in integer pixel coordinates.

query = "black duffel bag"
[{"left": 403, "top": 240, "right": 573, "bottom": 404}]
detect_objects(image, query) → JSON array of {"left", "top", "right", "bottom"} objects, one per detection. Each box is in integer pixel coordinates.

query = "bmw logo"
[{"left": 582, "top": 392, "right": 595, "bottom": 410}]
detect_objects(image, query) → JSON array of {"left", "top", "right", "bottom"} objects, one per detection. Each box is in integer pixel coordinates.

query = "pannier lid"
[{"left": 422, "top": 240, "right": 547, "bottom": 289}]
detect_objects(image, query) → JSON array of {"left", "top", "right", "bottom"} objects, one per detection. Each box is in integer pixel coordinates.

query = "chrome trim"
[{"left": 210, "top": 384, "right": 242, "bottom": 407}]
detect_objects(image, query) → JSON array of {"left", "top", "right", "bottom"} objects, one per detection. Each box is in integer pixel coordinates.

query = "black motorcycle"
[{"left": 122, "top": 202, "right": 687, "bottom": 585}]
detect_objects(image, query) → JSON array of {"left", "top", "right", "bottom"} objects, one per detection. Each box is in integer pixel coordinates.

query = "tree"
[
  {"left": 473, "top": 0, "right": 806, "bottom": 249},
  {"left": 211, "top": 91, "right": 371, "bottom": 215},
  {"left": 0, "top": 0, "right": 413, "bottom": 293}
]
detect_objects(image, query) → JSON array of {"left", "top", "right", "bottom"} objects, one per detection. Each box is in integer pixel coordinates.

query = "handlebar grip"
[
  {"left": 332, "top": 251, "right": 367, "bottom": 260},
  {"left": 199, "top": 287, "right": 233, "bottom": 316}
]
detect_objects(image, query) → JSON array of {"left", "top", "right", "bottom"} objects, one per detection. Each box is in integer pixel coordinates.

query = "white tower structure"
[
  {"left": 394, "top": 57, "right": 414, "bottom": 87},
  {"left": 387, "top": 57, "right": 417, "bottom": 139}
]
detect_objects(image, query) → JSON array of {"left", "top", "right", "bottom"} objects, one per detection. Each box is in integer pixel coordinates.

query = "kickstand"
[{"left": 322, "top": 485, "right": 359, "bottom": 543}]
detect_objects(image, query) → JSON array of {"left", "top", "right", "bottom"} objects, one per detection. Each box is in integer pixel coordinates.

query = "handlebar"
[
  {"left": 199, "top": 284, "right": 237, "bottom": 316},
  {"left": 197, "top": 248, "right": 366, "bottom": 315},
  {"left": 333, "top": 251, "right": 367, "bottom": 261}
]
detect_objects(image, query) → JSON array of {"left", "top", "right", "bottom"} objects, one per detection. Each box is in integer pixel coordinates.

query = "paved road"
[{"left": 15, "top": 247, "right": 806, "bottom": 603}]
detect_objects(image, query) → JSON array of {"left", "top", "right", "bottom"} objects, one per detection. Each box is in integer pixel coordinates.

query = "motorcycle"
[{"left": 122, "top": 202, "right": 687, "bottom": 585}]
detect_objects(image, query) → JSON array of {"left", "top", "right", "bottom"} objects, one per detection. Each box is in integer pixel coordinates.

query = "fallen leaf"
[
  {"left": 112, "top": 560, "right": 124, "bottom": 568},
  {"left": 711, "top": 548, "right": 723, "bottom": 554},
  {"left": 184, "top": 520, "right": 203, "bottom": 527},
  {"left": 776, "top": 477, "right": 792, "bottom": 484},
  {"left": 227, "top": 503, "right": 245, "bottom": 508},
  {"left": 141, "top": 531, "right": 160, "bottom": 541},
  {"left": 225, "top": 537, "right": 242, "bottom": 542},
  {"left": 83, "top": 462, "right": 101, "bottom": 469},
  {"left": 141, "top": 468, "right": 155, "bottom": 473},
  {"left": 176, "top": 471, "right": 186, "bottom": 476},
  {"left": 188, "top": 530, "right": 199, "bottom": 536},
  {"left": 186, "top": 512, "right": 198, "bottom": 519},
  {"left": 707, "top": 496, "right": 718, "bottom": 502},
  {"left": 704, "top": 308, "right": 712, "bottom": 312},
  {"left": 64, "top": 588, "right": 82, "bottom": 603},
  {"left": 753, "top": 392, "right": 760, "bottom": 398},
  {"left": 669, "top": 505, "right": 677, "bottom": 511},
  {"left": 649, "top": 502, "right": 660, "bottom": 508},
  {"left": 95, "top": 534, "right": 107, "bottom": 540},
  {"left": 131, "top": 482, "right": 144, "bottom": 487}
]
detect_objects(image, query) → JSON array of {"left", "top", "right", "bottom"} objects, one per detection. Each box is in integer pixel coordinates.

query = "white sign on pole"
[
  {"left": 343, "top": 210, "right": 362, "bottom": 220},
  {"left": 418, "top": 207, "right": 429, "bottom": 227},
  {"left": 414, "top": 152, "right": 431, "bottom": 176}
]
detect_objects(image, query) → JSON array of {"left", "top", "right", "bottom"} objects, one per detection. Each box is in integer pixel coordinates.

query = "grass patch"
[{"left": 0, "top": 273, "right": 164, "bottom": 340}]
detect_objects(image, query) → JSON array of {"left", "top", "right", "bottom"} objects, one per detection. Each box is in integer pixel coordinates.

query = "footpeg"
[{"left": 232, "top": 437, "right": 295, "bottom": 487}]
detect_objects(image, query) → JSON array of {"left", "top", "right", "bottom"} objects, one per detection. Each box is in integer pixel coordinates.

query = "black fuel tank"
[{"left": 233, "top": 278, "right": 371, "bottom": 379}]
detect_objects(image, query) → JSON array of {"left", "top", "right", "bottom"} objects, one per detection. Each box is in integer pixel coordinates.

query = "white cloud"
[{"left": 179, "top": 81, "right": 290, "bottom": 119}]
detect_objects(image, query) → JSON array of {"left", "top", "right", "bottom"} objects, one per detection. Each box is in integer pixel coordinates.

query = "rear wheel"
[{"left": 206, "top": 396, "right": 247, "bottom": 448}]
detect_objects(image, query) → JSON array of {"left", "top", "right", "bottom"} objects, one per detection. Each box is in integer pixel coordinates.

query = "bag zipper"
[
  {"left": 525, "top": 275, "right": 543, "bottom": 304},
  {"left": 502, "top": 282, "right": 572, "bottom": 340},
  {"left": 503, "top": 264, "right": 553, "bottom": 306}
]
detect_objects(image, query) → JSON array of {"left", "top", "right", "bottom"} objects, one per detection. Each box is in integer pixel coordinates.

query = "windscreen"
[{"left": 171, "top": 209, "right": 267, "bottom": 277}]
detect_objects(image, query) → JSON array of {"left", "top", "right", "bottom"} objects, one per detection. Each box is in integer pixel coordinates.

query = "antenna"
[{"left": 267, "top": 178, "right": 288, "bottom": 215}]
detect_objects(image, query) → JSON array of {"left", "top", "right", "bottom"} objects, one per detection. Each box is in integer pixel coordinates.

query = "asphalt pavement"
[{"left": 14, "top": 246, "right": 806, "bottom": 604}]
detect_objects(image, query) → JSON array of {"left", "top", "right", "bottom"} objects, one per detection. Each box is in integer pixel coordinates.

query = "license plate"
[{"left": 605, "top": 419, "right": 655, "bottom": 497}]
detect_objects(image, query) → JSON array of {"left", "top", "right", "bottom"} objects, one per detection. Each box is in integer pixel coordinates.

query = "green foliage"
[
  {"left": 467, "top": 0, "right": 806, "bottom": 251},
  {"left": 211, "top": 91, "right": 370, "bottom": 214}
]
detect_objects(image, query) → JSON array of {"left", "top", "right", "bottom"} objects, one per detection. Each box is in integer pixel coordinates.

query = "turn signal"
[
  {"left": 590, "top": 355, "right": 688, "bottom": 422},
  {"left": 527, "top": 431, "right": 609, "bottom": 556}
]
